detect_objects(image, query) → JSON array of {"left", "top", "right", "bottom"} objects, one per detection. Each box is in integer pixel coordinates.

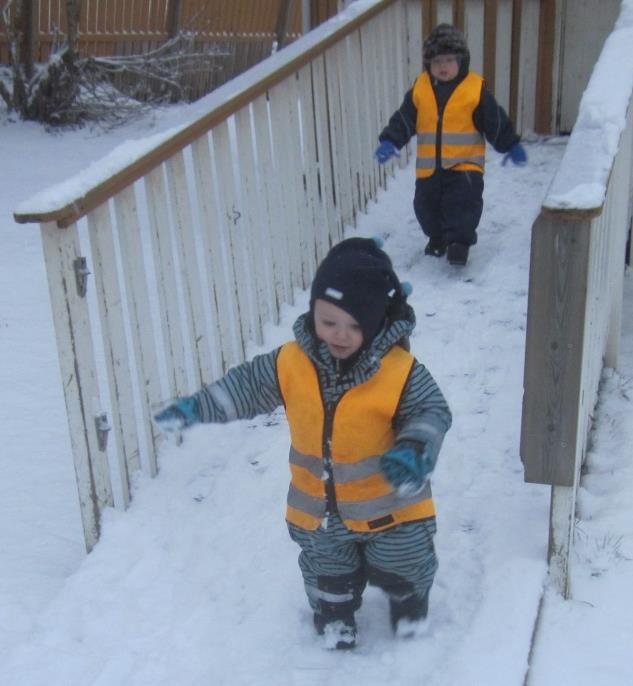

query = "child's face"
[
  {"left": 429, "top": 54, "right": 460, "bottom": 81},
  {"left": 313, "top": 299, "right": 364, "bottom": 359}
]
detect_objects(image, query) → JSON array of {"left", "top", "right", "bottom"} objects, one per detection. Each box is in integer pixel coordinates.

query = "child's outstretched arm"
[
  {"left": 154, "top": 348, "right": 283, "bottom": 432},
  {"left": 381, "top": 361, "right": 452, "bottom": 492}
]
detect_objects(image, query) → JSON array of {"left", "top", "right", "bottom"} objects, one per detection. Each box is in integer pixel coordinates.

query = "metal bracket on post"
[
  {"left": 94, "top": 413, "right": 111, "bottom": 451},
  {"left": 73, "top": 256, "right": 90, "bottom": 297}
]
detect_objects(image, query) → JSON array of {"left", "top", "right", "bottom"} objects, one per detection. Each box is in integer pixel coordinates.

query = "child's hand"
[
  {"left": 502, "top": 142, "right": 527, "bottom": 167},
  {"left": 153, "top": 396, "right": 200, "bottom": 433},
  {"left": 374, "top": 140, "right": 400, "bottom": 165},
  {"left": 380, "top": 442, "right": 434, "bottom": 496}
]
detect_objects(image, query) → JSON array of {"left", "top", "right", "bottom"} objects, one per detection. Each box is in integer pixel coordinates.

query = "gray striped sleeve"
[
  {"left": 194, "top": 348, "right": 284, "bottom": 423},
  {"left": 393, "top": 360, "right": 452, "bottom": 462}
]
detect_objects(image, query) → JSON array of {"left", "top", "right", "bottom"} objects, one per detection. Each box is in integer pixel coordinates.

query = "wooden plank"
[
  {"left": 297, "top": 63, "right": 329, "bottom": 274},
  {"left": 145, "top": 166, "right": 190, "bottom": 397},
  {"left": 483, "top": 0, "right": 497, "bottom": 93},
  {"left": 534, "top": 0, "right": 555, "bottom": 133},
  {"left": 40, "top": 220, "right": 113, "bottom": 551},
  {"left": 509, "top": 0, "right": 522, "bottom": 125},
  {"left": 190, "top": 134, "right": 242, "bottom": 371},
  {"left": 252, "top": 94, "right": 294, "bottom": 308},
  {"left": 548, "top": 485, "right": 576, "bottom": 598},
  {"left": 87, "top": 203, "right": 138, "bottom": 508},
  {"left": 453, "top": 0, "right": 466, "bottom": 32},
  {"left": 269, "top": 80, "right": 305, "bottom": 291},
  {"left": 112, "top": 187, "right": 161, "bottom": 478},
  {"left": 234, "top": 106, "right": 275, "bottom": 336},
  {"left": 165, "top": 151, "right": 216, "bottom": 386},
  {"left": 520, "top": 212, "right": 592, "bottom": 486},
  {"left": 212, "top": 121, "right": 255, "bottom": 353}
]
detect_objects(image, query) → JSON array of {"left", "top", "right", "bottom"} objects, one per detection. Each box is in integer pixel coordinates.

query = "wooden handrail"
[{"left": 14, "top": 0, "right": 397, "bottom": 229}]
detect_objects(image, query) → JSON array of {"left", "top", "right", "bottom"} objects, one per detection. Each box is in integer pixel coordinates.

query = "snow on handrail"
[{"left": 543, "top": 0, "right": 633, "bottom": 213}]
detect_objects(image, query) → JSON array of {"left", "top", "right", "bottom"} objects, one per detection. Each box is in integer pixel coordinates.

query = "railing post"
[{"left": 40, "top": 221, "right": 113, "bottom": 552}]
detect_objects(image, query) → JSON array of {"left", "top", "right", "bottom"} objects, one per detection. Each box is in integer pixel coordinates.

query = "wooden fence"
[
  {"left": 520, "top": 2, "right": 633, "bottom": 598},
  {"left": 11, "top": 0, "right": 615, "bottom": 557},
  {"left": 0, "top": 0, "right": 310, "bottom": 97}
]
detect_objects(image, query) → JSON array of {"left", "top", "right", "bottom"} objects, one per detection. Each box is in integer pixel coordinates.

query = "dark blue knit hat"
[{"left": 310, "top": 237, "right": 409, "bottom": 342}]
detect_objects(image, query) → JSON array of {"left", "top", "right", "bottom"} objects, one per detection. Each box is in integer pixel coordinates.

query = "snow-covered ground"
[{"left": 1, "top": 106, "right": 631, "bottom": 685}]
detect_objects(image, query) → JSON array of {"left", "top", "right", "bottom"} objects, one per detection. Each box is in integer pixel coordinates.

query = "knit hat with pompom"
[{"left": 310, "top": 237, "right": 411, "bottom": 343}]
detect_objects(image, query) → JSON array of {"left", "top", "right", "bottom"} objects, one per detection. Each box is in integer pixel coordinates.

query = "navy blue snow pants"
[
  {"left": 414, "top": 168, "right": 484, "bottom": 246},
  {"left": 287, "top": 514, "right": 437, "bottom": 622}
]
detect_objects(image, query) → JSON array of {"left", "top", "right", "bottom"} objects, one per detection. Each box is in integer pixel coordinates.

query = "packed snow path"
[{"left": 1, "top": 131, "right": 567, "bottom": 685}]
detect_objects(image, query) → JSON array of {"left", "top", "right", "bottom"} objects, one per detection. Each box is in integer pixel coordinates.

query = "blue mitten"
[
  {"left": 502, "top": 142, "right": 527, "bottom": 167},
  {"left": 380, "top": 442, "right": 434, "bottom": 496},
  {"left": 153, "top": 396, "right": 200, "bottom": 433},
  {"left": 375, "top": 140, "right": 400, "bottom": 165}
]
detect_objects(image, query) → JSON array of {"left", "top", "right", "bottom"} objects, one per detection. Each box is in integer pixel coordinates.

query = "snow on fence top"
[
  {"left": 13, "top": 0, "right": 391, "bottom": 226},
  {"left": 544, "top": 0, "right": 633, "bottom": 212}
]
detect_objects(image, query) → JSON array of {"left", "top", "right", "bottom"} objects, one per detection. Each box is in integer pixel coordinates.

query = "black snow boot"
[
  {"left": 314, "top": 612, "right": 357, "bottom": 650},
  {"left": 447, "top": 242, "right": 470, "bottom": 265},
  {"left": 424, "top": 237, "right": 447, "bottom": 257},
  {"left": 389, "top": 591, "right": 429, "bottom": 638}
]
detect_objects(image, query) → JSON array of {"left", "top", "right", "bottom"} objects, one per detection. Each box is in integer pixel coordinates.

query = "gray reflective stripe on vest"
[
  {"left": 416, "top": 155, "right": 485, "bottom": 170},
  {"left": 291, "top": 447, "right": 383, "bottom": 483},
  {"left": 287, "top": 483, "right": 327, "bottom": 519},
  {"left": 331, "top": 455, "right": 382, "bottom": 482},
  {"left": 337, "top": 480, "right": 432, "bottom": 522},
  {"left": 416, "top": 132, "right": 483, "bottom": 145},
  {"left": 289, "top": 447, "right": 324, "bottom": 479}
]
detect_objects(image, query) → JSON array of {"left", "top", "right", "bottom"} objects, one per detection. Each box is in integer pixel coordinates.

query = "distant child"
[
  {"left": 375, "top": 23, "right": 527, "bottom": 266},
  {"left": 154, "top": 237, "right": 452, "bottom": 649}
]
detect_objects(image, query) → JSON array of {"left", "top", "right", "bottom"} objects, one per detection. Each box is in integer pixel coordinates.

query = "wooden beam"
[
  {"left": 166, "top": 0, "right": 183, "bottom": 38},
  {"left": 275, "top": 0, "right": 294, "bottom": 49},
  {"left": 422, "top": 0, "right": 437, "bottom": 38},
  {"left": 483, "top": 0, "right": 497, "bottom": 94},
  {"left": 509, "top": 0, "right": 522, "bottom": 125},
  {"left": 535, "top": 0, "right": 556, "bottom": 134},
  {"left": 521, "top": 211, "right": 592, "bottom": 487},
  {"left": 453, "top": 0, "right": 465, "bottom": 34}
]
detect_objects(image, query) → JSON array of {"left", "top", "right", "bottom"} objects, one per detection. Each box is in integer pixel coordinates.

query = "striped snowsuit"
[{"left": 193, "top": 309, "right": 452, "bottom": 623}]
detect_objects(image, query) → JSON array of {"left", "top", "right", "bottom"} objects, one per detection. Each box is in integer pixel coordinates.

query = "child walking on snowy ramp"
[
  {"left": 154, "top": 237, "right": 452, "bottom": 650},
  {"left": 375, "top": 23, "right": 527, "bottom": 266}
]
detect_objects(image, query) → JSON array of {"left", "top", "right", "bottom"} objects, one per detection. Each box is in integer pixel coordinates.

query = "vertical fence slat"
[
  {"left": 269, "top": 80, "right": 305, "bottom": 290},
  {"left": 297, "top": 63, "right": 329, "bottom": 268},
  {"left": 234, "top": 106, "right": 275, "bottom": 337},
  {"left": 252, "top": 94, "right": 294, "bottom": 307},
  {"left": 190, "top": 134, "right": 242, "bottom": 371},
  {"left": 212, "top": 120, "right": 256, "bottom": 353},
  {"left": 40, "top": 220, "right": 113, "bottom": 551},
  {"left": 113, "top": 186, "right": 162, "bottom": 477},
  {"left": 145, "top": 166, "right": 190, "bottom": 397},
  {"left": 88, "top": 203, "right": 138, "bottom": 508},
  {"left": 311, "top": 55, "right": 339, "bottom": 244},
  {"left": 165, "top": 151, "right": 216, "bottom": 386}
]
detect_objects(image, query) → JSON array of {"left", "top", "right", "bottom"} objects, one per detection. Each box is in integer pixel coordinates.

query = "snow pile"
[{"left": 545, "top": 0, "right": 633, "bottom": 209}]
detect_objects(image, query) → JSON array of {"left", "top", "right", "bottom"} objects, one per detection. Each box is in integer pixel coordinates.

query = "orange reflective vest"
[
  {"left": 277, "top": 342, "right": 436, "bottom": 532},
  {"left": 413, "top": 71, "right": 485, "bottom": 178}
]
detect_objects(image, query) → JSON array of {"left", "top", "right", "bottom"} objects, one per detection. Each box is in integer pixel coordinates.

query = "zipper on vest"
[{"left": 322, "top": 399, "right": 339, "bottom": 516}]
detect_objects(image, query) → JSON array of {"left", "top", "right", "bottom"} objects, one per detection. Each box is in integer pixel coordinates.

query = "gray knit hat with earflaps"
[{"left": 423, "top": 23, "right": 469, "bottom": 67}]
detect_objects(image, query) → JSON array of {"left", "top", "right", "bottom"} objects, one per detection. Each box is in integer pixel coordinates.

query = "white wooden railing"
[
  {"left": 520, "top": 2, "right": 633, "bottom": 598},
  {"left": 14, "top": 0, "right": 546, "bottom": 552}
]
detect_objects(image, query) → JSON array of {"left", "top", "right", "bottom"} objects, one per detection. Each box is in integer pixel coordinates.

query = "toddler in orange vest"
[
  {"left": 155, "top": 237, "right": 452, "bottom": 649},
  {"left": 375, "top": 23, "right": 526, "bottom": 266}
]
